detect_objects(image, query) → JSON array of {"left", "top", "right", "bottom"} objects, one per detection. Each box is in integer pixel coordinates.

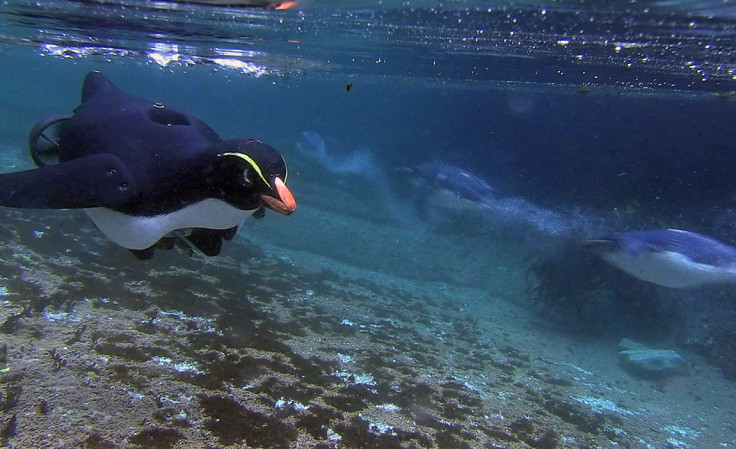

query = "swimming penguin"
[
  {"left": 408, "top": 163, "right": 496, "bottom": 204},
  {"left": 400, "top": 162, "right": 497, "bottom": 219},
  {"left": 0, "top": 71, "right": 296, "bottom": 259},
  {"left": 584, "top": 229, "right": 736, "bottom": 288}
]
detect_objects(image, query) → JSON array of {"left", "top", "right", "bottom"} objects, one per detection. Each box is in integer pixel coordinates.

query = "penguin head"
[{"left": 214, "top": 138, "right": 296, "bottom": 215}]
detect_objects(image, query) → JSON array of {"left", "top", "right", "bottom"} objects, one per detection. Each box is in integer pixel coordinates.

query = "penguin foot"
[
  {"left": 186, "top": 229, "right": 224, "bottom": 257},
  {"left": 129, "top": 247, "right": 156, "bottom": 260},
  {"left": 127, "top": 227, "right": 239, "bottom": 259}
]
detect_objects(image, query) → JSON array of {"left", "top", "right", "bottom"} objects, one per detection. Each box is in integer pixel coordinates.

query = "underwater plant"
[{"left": 525, "top": 238, "right": 675, "bottom": 339}]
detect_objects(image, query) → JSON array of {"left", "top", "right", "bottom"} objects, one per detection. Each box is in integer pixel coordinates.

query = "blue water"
[{"left": 1, "top": 0, "right": 736, "bottom": 447}]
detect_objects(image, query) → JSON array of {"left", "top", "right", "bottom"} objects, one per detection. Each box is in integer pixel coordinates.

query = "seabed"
[{"left": 0, "top": 207, "right": 734, "bottom": 449}]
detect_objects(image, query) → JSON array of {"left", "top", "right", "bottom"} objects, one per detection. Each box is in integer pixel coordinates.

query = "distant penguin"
[
  {"left": 400, "top": 163, "right": 497, "bottom": 218},
  {"left": 408, "top": 163, "right": 496, "bottom": 204},
  {"left": 584, "top": 229, "right": 736, "bottom": 288},
  {"left": 402, "top": 162, "right": 569, "bottom": 236},
  {"left": 0, "top": 71, "right": 296, "bottom": 259}
]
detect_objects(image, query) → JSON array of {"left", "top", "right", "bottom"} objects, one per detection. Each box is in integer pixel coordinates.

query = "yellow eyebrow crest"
[{"left": 222, "top": 152, "right": 270, "bottom": 187}]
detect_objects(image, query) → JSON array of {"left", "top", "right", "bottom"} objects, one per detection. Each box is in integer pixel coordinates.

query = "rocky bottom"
[{"left": 0, "top": 209, "right": 734, "bottom": 449}]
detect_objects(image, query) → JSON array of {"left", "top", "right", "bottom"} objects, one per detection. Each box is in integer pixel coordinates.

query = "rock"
[
  {"left": 617, "top": 339, "right": 688, "bottom": 379},
  {"left": 617, "top": 338, "right": 649, "bottom": 352}
]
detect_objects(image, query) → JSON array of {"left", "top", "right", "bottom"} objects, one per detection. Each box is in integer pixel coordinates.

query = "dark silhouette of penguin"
[{"left": 0, "top": 71, "right": 296, "bottom": 259}]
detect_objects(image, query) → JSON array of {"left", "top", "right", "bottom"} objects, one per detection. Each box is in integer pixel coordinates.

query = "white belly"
[
  {"left": 85, "top": 199, "right": 253, "bottom": 250},
  {"left": 601, "top": 250, "right": 736, "bottom": 288}
]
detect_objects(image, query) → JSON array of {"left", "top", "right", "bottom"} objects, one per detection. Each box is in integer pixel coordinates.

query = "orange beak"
[
  {"left": 260, "top": 177, "right": 296, "bottom": 215},
  {"left": 266, "top": 1, "right": 298, "bottom": 9}
]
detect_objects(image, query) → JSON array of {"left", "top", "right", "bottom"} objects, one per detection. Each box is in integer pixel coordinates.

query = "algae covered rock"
[{"left": 617, "top": 338, "right": 688, "bottom": 378}]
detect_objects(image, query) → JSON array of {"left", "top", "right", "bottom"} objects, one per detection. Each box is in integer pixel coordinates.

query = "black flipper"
[
  {"left": 186, "top": 229, "right": 224, "bottom": 256},
  {"left": 0, "top": 153, "right": 135, "bottom": 209}
]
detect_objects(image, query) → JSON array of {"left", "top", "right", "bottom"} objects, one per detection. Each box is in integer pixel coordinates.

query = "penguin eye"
[{"left": 242, "top": 168, "right": 254, "bottom": 186}]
